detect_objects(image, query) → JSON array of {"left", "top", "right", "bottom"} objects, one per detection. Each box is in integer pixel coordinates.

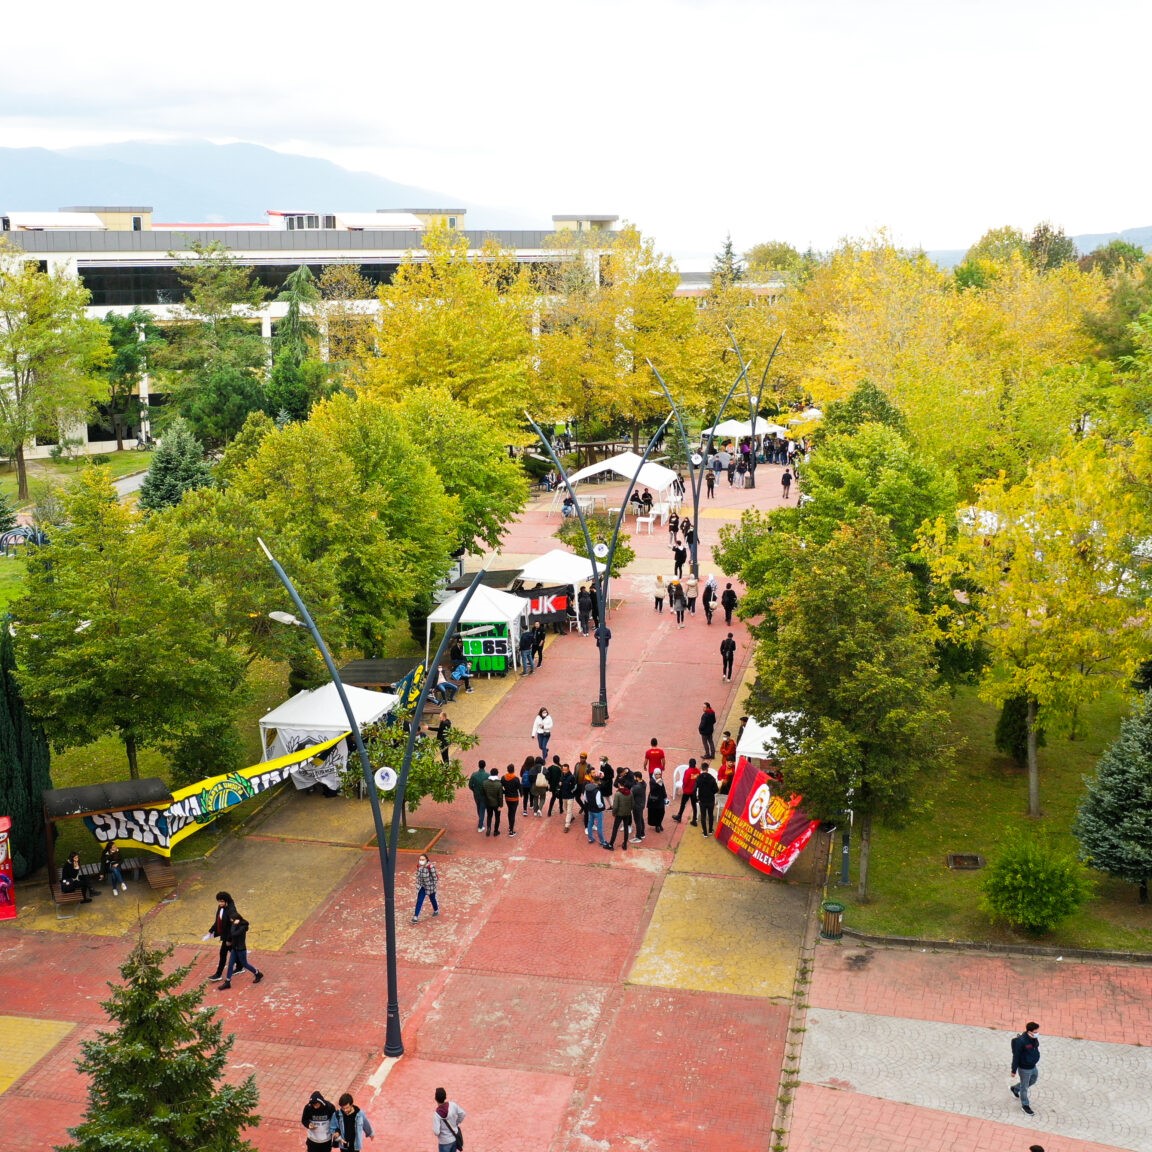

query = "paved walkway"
[{"left": 4, "top": 470, "right": 1150, "bottom": 1152}]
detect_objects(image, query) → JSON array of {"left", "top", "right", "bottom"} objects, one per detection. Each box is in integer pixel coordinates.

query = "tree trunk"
[
  {"left": 15, "top": 443, "right": 29, "bottom": 503},
  {"left": 1026, "top": 697, "right": 1040, "bottom": 817},
  {"left": 125, "top": 731, "right": 140, "bottom": 780},
  {"left": 856, "top": 810, "right": 873, "bottom": 901}
]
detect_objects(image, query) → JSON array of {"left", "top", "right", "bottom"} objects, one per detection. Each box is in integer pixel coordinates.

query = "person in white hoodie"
[
  {"left": 531, "top": 707, "right": 553, "bottom": 757},
  {"left": 432, "top": 1087, "right": 465, "bottom": 1152}
]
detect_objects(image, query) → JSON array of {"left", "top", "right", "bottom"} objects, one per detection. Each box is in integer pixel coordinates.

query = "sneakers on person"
[
  {"left": 1011, "top": 1085, "right": 1020, "bottom": 1098},
  {"left": 633, "top": 836, "right": 644, "bottom": 843},
  {"left": 208, "top": 973, "right": 224, "bottom": 981},
  {"left": 508, "top": 832, "right": 517, "bottom": 837},
  {"left": 121, "top": 883, "right": 128, "bottom": 893},
  {"left": 254, "top": 971, "right": 264, "bottom": 984},
  {"left": 1022, "top": 1105, "right": 1034, "bottom": 1116},
  {"left": 112, "top": 887, "right": 119, "bottom": 896},
  {"left": 432, "top": 909, "right": 439, "bottom": 916},
  {"left": 411, "top": 916, "right": 420, "bottom": 923},
  {"left": 604, "top": 843, "right": 614, "bottom": 851},
  {"left": 218, "top": 982, "right": 231, "bottom": 990}
]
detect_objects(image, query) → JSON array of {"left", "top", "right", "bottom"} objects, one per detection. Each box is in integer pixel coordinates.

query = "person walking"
[
  {"left": 647, "top": 768, "right": 668, "bottom": 833},
  {"left": 432, "top": 1088, "right": 465, "bottom": 1152},
  {"left": 606, "top": 774, "right": 634, "bottom": 851},
  {"left": 482, "top": 767, "right": 503, "bottom": 837},
  {"left": 531, "top": 620, "right": 546, "bottom": 668},
  {"left": 702, "top": 575, "right": 717, "bottom": 625},
  {"left": 545, "top": 755, "right": 563, "bottom": 815},
  {"left": 574, "top": 752, "right": 592, "bottom": 829},
  {"left": 720, "top": 632, "right": 737, "bottom": 681},
  {"left": 503, "top": 763, "right": 523, "bottom": 837},
  {"left": 205, "top": 891, "right": 238, "bottom": 980},
  {"left": 684, "top": 573, "right": 699, "bottom": 615},
  {"left": 557, "top": 763, "right": 578, "bottom": 831},
  {"left": 434, "top": 712, "right": 451, "bottom": 766},
  {"left": 468, "top": 760, "right": 489, "bottom": 832},
  {"left": 584, "top": 771, "right": 609, "bottom": 846},
  {"left": 653, "top": 574, "right": 666, "bottom": 613},
  {"left": 411, "top": 852, "right": 440, "bottom": 922},
  {"left": 696, "top": 763, "right": 720, "bottom": 836},
  {"left": 1010, "top": 1022, "right": 1041, "bottom": 1116},
  {"left": 667, "top": 510, "right": 680, "bottom": 542},
  {"left": 532, "top": 707, "right": 553, "bottom": 758},
  {"left": 698, "top": 702, "right": 717, "bottom": 758},
  {"left": 780, "top": 468, "right": 793, "bottom": 500},
  {"left": 531, "top": 757, "right": 549, "bottom": 815},
  {"left": 302, "top": 1092, "right": 338, "bottom": 1152},
  {"left": 670, "top": 580, "right": 687, "bottom": 628},
  {"left": 705, "top": 468, "right": 715, "bottom": 498},
  {"left": 672, "top": 542, "right": 687, "bottom": 579},
  {"left": 630, "top": 768, "right": 647, "bottom": 842},
  {"left": 518, "top": 625, "right": 535, "bottom": 674},
  {"left": 721, "top": 583, "right": 738, "bottom": 625},
  {"left": 672, "top": 758, "right": 701, "bottom": 825},
  {"left": 219, "top": 911, "right": 264, "bottom": 989},
  {"left": 330, "top": 1094, "right": 374, "bottom": 1151}
]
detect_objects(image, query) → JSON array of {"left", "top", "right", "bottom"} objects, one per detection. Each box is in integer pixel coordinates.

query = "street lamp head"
[{"left": 269, "top": 610, "right": 304, "bottom": 627}]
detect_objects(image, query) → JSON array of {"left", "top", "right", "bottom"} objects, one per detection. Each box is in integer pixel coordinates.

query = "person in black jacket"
[
  {"left": 1010, "top": 1022, "right": 1041, "bottom": 1115},
  {"left": 219, "top": 912, "right": 264, "bottom": 990},
  {"left": 630, "top": 770, "right": 647, "bottom": 842},
  {"left": 557, "top": 763, "right": 579, "bottom": 831},
  {"left": 695, "top": 763, "right": 720, "bottom": 836},
  {"left": 721, "top": 583, "right": 738, "bottom": 625},
  {"left": 720, "top": 633, "right": 737, "bottom": 682},
  {"left": 60, "top": 851, "right": 98, "bottom": 902},
  {"left": 698, "top": 702, "right": 717, "bottom": 758},
  {"left": 647, "top": 769, "right": 667, "bottom": 833},
  {"left": 302, "top": 1091, "right": 337, "bottom": 1152},
  {"left": 205, "top": 891, "right": 237, "bottom": 980}
]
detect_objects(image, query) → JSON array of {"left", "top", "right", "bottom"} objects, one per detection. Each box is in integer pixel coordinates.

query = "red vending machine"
[{"left": 0, "top": 816, "right": 16, "bottom": 920}]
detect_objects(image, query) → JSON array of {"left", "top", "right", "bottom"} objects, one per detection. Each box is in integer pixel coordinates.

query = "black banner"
[{"left": 517, "top": 584, "right": 571, "bottom": 626}]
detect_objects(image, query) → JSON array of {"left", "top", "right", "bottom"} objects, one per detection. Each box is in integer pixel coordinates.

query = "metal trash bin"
[
  {"left": 820, "top": 901, "right": 845, "bottom": 941},
  {"left": 591, "top": 701, "right": 608, "bottom": 727}
]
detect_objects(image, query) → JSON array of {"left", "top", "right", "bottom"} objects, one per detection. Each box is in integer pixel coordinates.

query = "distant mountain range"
[
  {"left": 928, "top": 225, "right": 1152, "bottom": 269},
  {"left": 0, "top": 140, "right": 541, "bottom": 230}
]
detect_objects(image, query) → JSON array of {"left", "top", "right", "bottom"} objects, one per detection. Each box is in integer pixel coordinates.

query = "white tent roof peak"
[
  {"left": 426, "top": 583, "right": 530, "bottom": 626},
  {"left": 565, "top": 451, "right": 678, "bottom": 494},
  {"left": 259, "top": 682, "right": 396, "bottom": 738},
  {"left": 517, "top": 549, "right": 596, "bottom": 586}
]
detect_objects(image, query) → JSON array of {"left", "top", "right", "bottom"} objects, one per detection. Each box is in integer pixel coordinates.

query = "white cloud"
[{"left": 1, "top": 0, "right": 1149, "bottom": 259}]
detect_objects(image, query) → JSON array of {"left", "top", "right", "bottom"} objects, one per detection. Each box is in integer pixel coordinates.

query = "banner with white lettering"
[
  {"left": 516, "top": 585, "right": 571, "bottom": 627},
  {"left": 83, "top": 735, "right": 347, "bottom": 857}
]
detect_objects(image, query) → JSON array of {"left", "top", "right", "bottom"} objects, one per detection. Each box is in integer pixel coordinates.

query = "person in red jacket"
[
  {"left": 643, "top": 738, "right": 666, "bottom": 775},
  {"left": 672, "top": 758, "right": 701, "bottom": 825}
]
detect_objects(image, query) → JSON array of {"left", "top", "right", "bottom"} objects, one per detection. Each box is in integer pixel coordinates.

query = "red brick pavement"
[
  {"left": 789, "top": 1085, "right": 1122, "bottom": 1152},
  {"left": 811, "top": 946, "right": 1152, "bottom": 1045}
]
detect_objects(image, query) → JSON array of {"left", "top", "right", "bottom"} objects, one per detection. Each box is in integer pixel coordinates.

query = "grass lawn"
[
  {"left": 838, "top": 684, "right": 1152, "bottom": 952},
  {"left": 1, "top": 450, "right": 148, "bottom": 505},
  {"left": 0, "top": 556, "right": 27, "bottom": 613}
]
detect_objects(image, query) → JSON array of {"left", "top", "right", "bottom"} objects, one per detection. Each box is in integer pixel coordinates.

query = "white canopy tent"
[
  {"left": 425, "top": 583, "right": 530, "bottom": 668},
  {"left": 259, "top": 682, "right": 398, "bottom": 789},
  {"left": 517, "top": 549, "right": 596, "bottom": 587},
  {"left": 564, "top": 451, "right": 678, "bottom": 496},
  {"left": 787, "top": 407, "right": 823, "bottom": 425},
  {"left": 736, "top": 714, "right": 797, "bottom": 761},
  {"left": 704, "top": 417, "right": 789, "bottom": 440}
]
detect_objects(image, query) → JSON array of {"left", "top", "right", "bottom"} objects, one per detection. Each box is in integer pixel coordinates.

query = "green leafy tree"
[
  {"left": 273, "top": 264, "right": 320, "bottom": 363},
  {"left": 983, "top": 837, "right": 1090, "bottom": 934},
  {"left": 923, "top": 439, "right": 1152, "bottom": 816},
  {"left": 815, "top": 379, "right": 909, "bottom": 443},
  {"left": 711, "top": 234, "right": 744, "bottom": 289},
  {"left": 101, "top": 307, "right": 164, "bottom": 451},
  {"left": 1079, "top": 239, "right": 1144, "bottom": 277},
  {"left": 13, "top": 469, "right": 246, "bottom": 777},
  {"left": 61, "top": 936, "right": 259, "bottom": 1152},
  {"left": 744, "top": 240, "right": 803, "bottom": 279},
  {"left": 746, "top": 511, "right": 951, "bottom": 897},
  {"left": 360, "top": 714, "right": 477, "bottom": 819},
  {"left": 137, "top": 416, "right": 213, "bottom": 512},
  {"left": 213, "top": 410, "right": 276, "bottom": 490},
  {"left": 264, "top": 351, "right": 329, "bottom": 423},
  {"left": 0, "top": 624, "right": 52, "bottom": 878},
  {"left": 0, "top": 241, "right": 111, "bottom": 499},
  {"left": 0, "top": 490, "right": 17, "bottom": 534},
  {"left": 554, "top": 512, "right": 636, "bottom": 576},
  {"left": 994, "top": 695, "right": 1046, "bottom": 766},
  {"left": 1027, "top": 221, "right": 1079, "bottom": 271},
  {"left": 1074, "top": 693, "right": 1152, "bottom": 902},
  {"left": 156, "top": 242, "right": 268, "bottom": 449},
  {"left": 394, "top": 386, "right": 528, "bottom": 554}
]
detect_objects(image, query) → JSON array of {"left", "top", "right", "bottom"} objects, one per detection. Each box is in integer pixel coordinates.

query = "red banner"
[
  {"left": 0, "top": 816, "right": 15, "bottom": 921},
  {"left": 715, "top": 758, "right": 817, "bottom": 875}
]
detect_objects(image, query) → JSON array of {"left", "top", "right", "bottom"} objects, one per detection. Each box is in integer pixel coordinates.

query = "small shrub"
[
  {"left": 983, "top": 837, "right": 1090, "bottom": 934},
  {"left": 90, "top": 454, "right": 111, "bottom": 466}
]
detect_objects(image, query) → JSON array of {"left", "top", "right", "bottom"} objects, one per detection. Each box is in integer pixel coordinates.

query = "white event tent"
[
  {"left": 517, "top": 548, "right": 596, "bottom": 587},
  {"left": 736, "top": 714, "right": 798, "bottom": 761},
  {"left": 703, "top": 417, "right": 789, "bottom": 440},
  {"left": 259, "top": 683, "right": 398, "bottom": 788},
  {"left": 561, "top": 451, "right": 678, "bottom": 499},
  {"left": 425, "top": 583, "right": 530, "bottom": 668}
]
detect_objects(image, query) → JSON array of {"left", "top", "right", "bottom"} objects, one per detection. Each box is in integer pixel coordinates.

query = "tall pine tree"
[
  {"left": 62, "top": 936, "right": 260, "bottom": 1152},
  {"left": 1074, "top": 693, "right": 1152, "bottom": 903},
  {"left": 138, "top": 417, "right": 213, "bottom": 513},
  {"left": 0, "top": 620, "right": 52, "bottom": 878}
]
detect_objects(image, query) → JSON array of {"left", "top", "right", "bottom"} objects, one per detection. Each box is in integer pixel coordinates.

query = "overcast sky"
[{"left": 2, "top": 0, "right": 1148, "bottom": 267}]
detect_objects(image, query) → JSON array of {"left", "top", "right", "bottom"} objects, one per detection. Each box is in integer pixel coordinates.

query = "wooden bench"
[{"left": 142, "top": 858, "right": 178, "bottom": 891}]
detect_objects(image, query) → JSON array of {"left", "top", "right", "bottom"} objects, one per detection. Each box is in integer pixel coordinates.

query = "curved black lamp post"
[
  {"left": 526, "top": 410, "right": 674, "bottom": 726},
  {"left": 260, "top": 539, "right": 488, "bottom": 1058}
]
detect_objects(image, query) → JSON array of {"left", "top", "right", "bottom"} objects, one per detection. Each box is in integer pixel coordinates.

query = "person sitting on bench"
[{"left": 61, "top": 851, "right": 99, "bottom": 902}]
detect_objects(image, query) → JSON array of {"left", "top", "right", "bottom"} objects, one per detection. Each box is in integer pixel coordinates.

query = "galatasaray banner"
[
  {"left": 715, "top": 757, "right": 818, "bottom": 875},
  {"left": 82, "top": 735, "right": 347, "bottom": 858}
]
